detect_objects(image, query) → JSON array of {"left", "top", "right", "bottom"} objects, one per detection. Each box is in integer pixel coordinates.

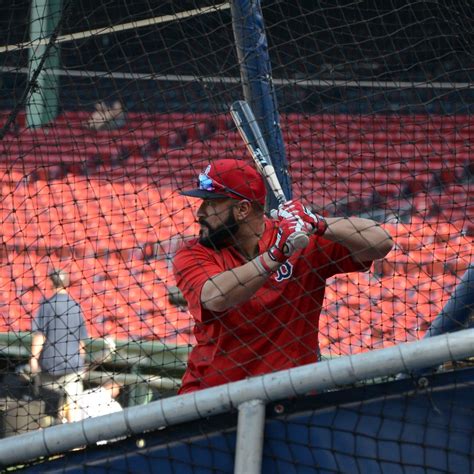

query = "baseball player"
[{"left": 173, "top": 159, "right": 393, "bottom": 393}]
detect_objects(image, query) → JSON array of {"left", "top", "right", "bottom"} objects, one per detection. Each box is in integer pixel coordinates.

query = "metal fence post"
[{"left": 234, "top": 399, "right": 266, "bottom": 474}]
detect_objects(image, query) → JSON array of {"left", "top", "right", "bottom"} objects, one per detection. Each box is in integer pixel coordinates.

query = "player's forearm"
[
  {"left": 201, "top": 253, "right": 280, "bottom": 312},
  {"left": 323, "top": 217, "right": 393, "bottom": 262}
]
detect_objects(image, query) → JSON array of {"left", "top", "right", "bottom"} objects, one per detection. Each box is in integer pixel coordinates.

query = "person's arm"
[
  {"left": 201, "top": 217, "right": 301, "bottom": 312},
  {"left": 30, "top": 332, "right": 45, "bottom": 374},
  {"left": 272, "top": 201, "right": 393, "bottom": 265},
  {"left": 78, "top": 309, "right": 88, "bottom": 366},
  {"left": 323, "top": 216, "right": 393, "bottom": 263},
  {"left": 79, "top": 340, "right": 87, "bottom": 365},
  {"left": 201, "top": 252, "right": 280, "bottom": 312}
]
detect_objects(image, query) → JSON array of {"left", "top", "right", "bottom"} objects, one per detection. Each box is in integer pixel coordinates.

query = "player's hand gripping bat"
[{"left": 230, "top": 100, "right": 309, "bottom": 251}]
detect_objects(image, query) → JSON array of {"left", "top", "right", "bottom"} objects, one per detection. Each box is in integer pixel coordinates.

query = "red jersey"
[{"left": 173, "top": 217, "right": 371, "bottom": 394}]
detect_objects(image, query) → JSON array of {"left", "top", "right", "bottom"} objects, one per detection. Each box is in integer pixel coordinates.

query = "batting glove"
[
  {"left": 268, "top": 214, "right": 308, "bottom": 262},
  {"left": 272, "top": 200, "right": 327, "bottom": 236}
]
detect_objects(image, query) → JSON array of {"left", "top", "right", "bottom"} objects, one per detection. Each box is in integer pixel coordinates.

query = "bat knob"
[{"left": 287, "top": 232, "right": 310, "bottom": 252}]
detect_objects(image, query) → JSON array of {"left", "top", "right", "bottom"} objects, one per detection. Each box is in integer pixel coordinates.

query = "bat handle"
[
  {"left": 270, "top": 206, "right": 310, "bottom": 253},
  {"left": 287, "top": 231, "right": 310, "bottom": 252}
]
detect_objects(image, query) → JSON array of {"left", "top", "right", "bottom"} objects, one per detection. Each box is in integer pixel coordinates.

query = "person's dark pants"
[{"left": 35, "top": 372, "right": 84, "bottom": 420}]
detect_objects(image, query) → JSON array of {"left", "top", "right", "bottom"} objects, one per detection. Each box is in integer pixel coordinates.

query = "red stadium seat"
[{"left": 0, "top": 112, "right": 471, "bottom": 347}]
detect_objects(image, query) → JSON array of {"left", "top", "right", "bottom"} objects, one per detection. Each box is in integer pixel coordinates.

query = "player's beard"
[{"left": 199, "top": 211, "right": 240, "bottom": 250}]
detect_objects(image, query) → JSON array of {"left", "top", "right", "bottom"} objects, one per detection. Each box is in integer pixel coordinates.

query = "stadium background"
[{"left": 0, "top": 0, "right": 472, "bottom": 471}]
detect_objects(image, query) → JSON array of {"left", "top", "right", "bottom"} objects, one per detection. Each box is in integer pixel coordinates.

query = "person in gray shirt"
[{"left": 30, "top": 269, "right": 88, "bottom": 423}]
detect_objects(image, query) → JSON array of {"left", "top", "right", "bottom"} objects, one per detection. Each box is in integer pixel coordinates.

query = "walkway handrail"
[{"left": 1, "top": 328, "right": 473, "bottom": 468}]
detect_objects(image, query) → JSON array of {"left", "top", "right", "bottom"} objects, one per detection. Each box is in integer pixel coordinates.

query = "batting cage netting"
[{"left": 0, "top": 1, "right": 473, "bottom": 472}]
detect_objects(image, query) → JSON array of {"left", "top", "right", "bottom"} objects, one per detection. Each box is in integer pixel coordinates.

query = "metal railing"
[{"left": 0, "top": 328, "right": 473, "bottom": 470}]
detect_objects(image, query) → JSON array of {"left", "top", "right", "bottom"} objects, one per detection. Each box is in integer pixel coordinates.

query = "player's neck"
[{"left": 234, "top": 218, "right": 265, "bottom": 260}]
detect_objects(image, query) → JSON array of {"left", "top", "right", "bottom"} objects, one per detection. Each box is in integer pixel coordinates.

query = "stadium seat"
[{"left": 0, "top": 112, "right": 471, "bottom": 347}]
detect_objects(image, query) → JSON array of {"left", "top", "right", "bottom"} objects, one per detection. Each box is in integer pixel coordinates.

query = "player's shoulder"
[
  {"left": 174, "top": 237, "right": 200, "bottom": 255},
  {"left": 174, "top": 238, "right": 211, "bottom": 264}
]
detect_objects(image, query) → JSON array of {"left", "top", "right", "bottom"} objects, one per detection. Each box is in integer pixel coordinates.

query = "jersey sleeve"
[{"left": 173, "top": 244, "right": 225, "bottom": 323}]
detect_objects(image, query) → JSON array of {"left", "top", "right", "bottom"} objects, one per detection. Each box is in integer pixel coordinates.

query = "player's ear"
[{"left": 233, "top": 199, "right": 252, "bottom": 221}]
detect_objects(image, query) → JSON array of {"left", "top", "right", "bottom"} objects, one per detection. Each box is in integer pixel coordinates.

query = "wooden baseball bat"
[{"left": 230, "top": 100, "right": 309, "bottom": 251}]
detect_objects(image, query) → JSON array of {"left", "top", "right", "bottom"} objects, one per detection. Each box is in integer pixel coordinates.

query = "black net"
[{"left": 0, "top": 0, "right": 472, "bottom": 471}]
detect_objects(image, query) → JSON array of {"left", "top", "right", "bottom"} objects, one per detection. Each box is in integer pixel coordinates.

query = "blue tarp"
[{"left": 21, "top": 368, "right": 474, "bottom": 473}]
